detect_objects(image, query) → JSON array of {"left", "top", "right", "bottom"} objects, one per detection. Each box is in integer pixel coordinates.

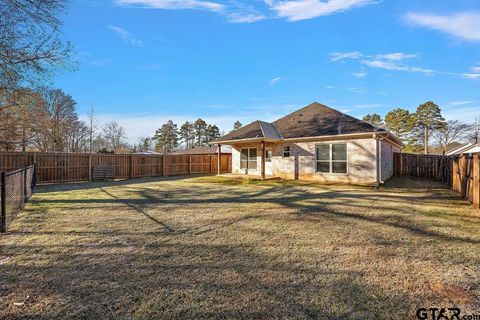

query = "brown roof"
[
  {"left": 168, "top": 145, "right": 231, "bottom": 155},
  {"left": 216, "top": 102, "right": 385, "bottom": 142}
]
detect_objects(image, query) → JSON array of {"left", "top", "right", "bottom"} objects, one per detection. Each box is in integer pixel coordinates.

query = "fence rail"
[
  {"left": 1, "top": 165, "right": 36, "bottom": 232},
  {"left": 0, "top": 152, "right": 232, "bottom": 184},
  {"left": 394, "top": 153, "right": 479, "bottom": 209}
]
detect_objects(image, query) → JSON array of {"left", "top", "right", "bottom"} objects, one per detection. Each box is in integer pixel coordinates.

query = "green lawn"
[{"left": 1, "top": 176, "right": 479, "bottom": 319}]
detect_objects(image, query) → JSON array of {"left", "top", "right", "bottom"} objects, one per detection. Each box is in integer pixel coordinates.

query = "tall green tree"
[
  {"left": 154, "top": 120, "right": 179, "bottom": 152},
  {"left": 414, "top": 101, "right": 446, "bottom": 154},
  {"left": 193, "top": 118, "right": 208, "bottom": 146},
  {"left": 384, "top": 108, "right": 414, "bottom": 141},
  {"left": 362, "top": 114, "right": 383, "bottom": 127},
  {"left": 206, "top": 124, "right": 220, "bottom": 143},
  {"left": 233, "top": 121, "right": 242, "bottom": 130},
  {"left": 179, "top": 121, "right": 195, "bottom": 149}
]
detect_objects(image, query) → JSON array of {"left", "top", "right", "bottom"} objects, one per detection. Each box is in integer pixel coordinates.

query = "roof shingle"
[{"left": 216, "top": 102, "right": 384, "bottom": 142}]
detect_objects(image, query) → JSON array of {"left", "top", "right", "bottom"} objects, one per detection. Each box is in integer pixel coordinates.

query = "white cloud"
[
  {"left": 405, "top": 11, "right": 480, "bottom": 42},
  {"left": 269, "top": 76, "right": 285, "bottom": 84},
  {"left": 227, "top": 13, "right": 265, "bottom": 23},
  {"left": 116, "top": 0, "right": 224, "bottom": 12},
  {"left": 328, "top": 50, "right": 433, "bottom": 74},
  {"left": 375, "top": 53, "right": 417, "bottom": 60},
  {"left": 461, "top": 65, "right": 480, "bottom": 80},
  {"left": 325, "top": 85, "right": 336, "bottom": 89},
  {"left": 347, "top": 87, "right": 365, "bottom": 94},
  {"left": 116, "top": 0, "right": 266, "bottom": 24},
  {"left": 267, "top": 0, "right": 379, "bottom": 22},
  {"left": 443, "top": 106, "right": 480, "bottom": 122},
  {"left": 362, "top": 59, "right": 435, "bottom": 74},
  {"left": 448, "top": 100, "right": 475, "bottom": 107},
  {"left": 107, "top": 25, "right": 144, "bottom": 47},
  {"left": 352, "top": 71, "right": 367, "bottom": 78},
  {"left": 329, "top": 51, "right": 363, "bottom": 62}
]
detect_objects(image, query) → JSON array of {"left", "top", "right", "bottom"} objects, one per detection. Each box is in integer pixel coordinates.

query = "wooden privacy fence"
[
  {"left": 394, "top": 153, "right": 452, "bottom": 184},
  {"left": 394, "top": 152, "right": 479, "bottom": 209},
  {"left": 0, "top": 152, "right": 232, "bottom": 184}
]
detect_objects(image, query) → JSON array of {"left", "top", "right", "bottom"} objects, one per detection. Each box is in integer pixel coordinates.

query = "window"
[
  {"left": 283, "top": 146, "right": 290, "bottom": 158},
  {"left": 240, "top": 148, "right": 257, "bottom": 170},
  {"left": 265, "top": 150, "right": 273, "bottom": 162},
  {"left": 240, "top": 148, "right": 248, "bottom": 169},
  {"left": 249, "top": 148, "right": 257, "bottom": 169},
  {"left": 315, "top": 143, "right": 347, "bottom": 174}
]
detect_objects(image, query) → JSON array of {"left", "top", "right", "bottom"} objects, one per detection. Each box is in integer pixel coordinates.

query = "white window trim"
[
  {"left": 315, "top": 143, "right": 348, "bottom": 175},
  {"left": 240, "top": 148, "right": 258, "bottom": 170}
]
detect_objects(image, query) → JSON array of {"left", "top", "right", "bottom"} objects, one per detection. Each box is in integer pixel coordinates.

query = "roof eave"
[{"left": 213, "top": 137, "right": 281, "bottom": 144}]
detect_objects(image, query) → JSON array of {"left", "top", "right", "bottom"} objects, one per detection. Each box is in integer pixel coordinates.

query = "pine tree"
[
  {"left": 413, "top": 101, "right": 445, "bottom": 154},
  {"left": 362, "top": 114, "right": 383, "bottom": 127},
  {"left": 385, "top": 108, "right": 414, "bottom": 141},
  {"left": 154, "top": 120, "right": 179, "bottom": 152},
  {"left": 233, "top": 121, "right": 242, "bottom": 130},
  {"left": 179, "top": 121, "right": 194, "bottom": 149},
  {"left": 206, "top": 124, "right": 220, "bottom": 143},
  {"left": 193, "top": 118, "right": 208, "bottom": 146}
]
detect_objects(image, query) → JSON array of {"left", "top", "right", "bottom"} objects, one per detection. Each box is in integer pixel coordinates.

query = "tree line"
[
  {"left": 150, "top": 119, "right": 236, "bottom": 153},
  {"left": 362, "top": 101, "right": 478, "bottom": 154},
  {"left": 0, "top": 87, "right": 130, "bottom": 153}
]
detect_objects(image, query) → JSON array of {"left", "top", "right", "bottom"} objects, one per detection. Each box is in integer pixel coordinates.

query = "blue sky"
[{"left": 55, "top": 0, "right": 480, "bottom": 142}]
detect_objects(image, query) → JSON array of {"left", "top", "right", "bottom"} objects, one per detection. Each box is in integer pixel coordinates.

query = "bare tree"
[
  {"left": 31, "top": 88, "right": 78, "bottom": 152},
  {"left": 433, "top": 120, "right": 470, "bottom": 153},
  {"left": 102, "top": 121, "right": 127, "bottom": 153},
  {"left": 0, "top": 88, "right": 39, "bottom": 151},
  {"left": 469, "top": 116, "right": 480, "bottom": 144},
  {"left": 136, "top": 137, "right": 153, "bottom": 152},
  {"left": 87, "top": 105, "right": 98, "bottom": 153},
  {"left": 0, "top": 0, "right": 74, "bottom": 110},
  {"left": 65, "top": 120, "right": 89, "bottom": 152}
]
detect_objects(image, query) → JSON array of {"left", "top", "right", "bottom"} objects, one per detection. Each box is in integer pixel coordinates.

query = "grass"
[{"left": 0, "top": 175, "right": 479, "bottom": 319}]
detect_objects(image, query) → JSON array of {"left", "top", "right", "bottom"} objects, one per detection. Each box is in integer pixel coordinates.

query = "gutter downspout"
[{"left": 374, "top": 133, "right": 389, "bottom": 187}]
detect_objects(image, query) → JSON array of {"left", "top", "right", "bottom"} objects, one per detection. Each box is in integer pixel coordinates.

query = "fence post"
[
  {"left": 1, "top": 171, "right": 6, "bottom": 233},
  {"left": 129, "top": 154, "right": 134, "bottom": 179},
  {"left": 188, "top": 155, "right": 191, "bottom": 174},
  {"left": 459, "top": 155, "right": 465, "bottom": 198},
  {"left": 452, "top": 157, "right": 459, "bottom": 192},
  {"left": 416, "top": 155, "right": 420, "bottom": 178},
  {"left": 162, "top": 154, "right": 167, "bottom": 177},
  {"left": 88, "top": 153, "right": 92, "bottom": 181},
  {"left": 473, "top": 154, "right": 479, "bottom": 209},
  {"left": 33, "top": 152, "right": 39, "bottom": 183},
  {"left": 23, "top": 167, "right": 27, "bottom": 202}
]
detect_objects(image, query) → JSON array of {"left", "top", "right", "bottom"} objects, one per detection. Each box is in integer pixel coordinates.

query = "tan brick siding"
[{"left": 230, "top": 138, "right": 399, "bottom": 185}]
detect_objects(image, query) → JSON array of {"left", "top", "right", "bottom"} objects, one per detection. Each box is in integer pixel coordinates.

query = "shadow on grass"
[
  {"left": 2, "top": 176, "right": 479, "bottom": 319},
  {"left": 29, "top": 177, "right": 480, "bottom": 245}
]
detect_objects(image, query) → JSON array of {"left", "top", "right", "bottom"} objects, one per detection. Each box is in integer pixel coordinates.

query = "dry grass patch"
[{"left": 0, "top": 176, "right": 479, "bottom": 319}]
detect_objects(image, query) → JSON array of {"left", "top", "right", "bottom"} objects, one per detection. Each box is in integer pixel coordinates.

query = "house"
[
  {"left": 168, "top": 145, "right": 232, "bottom": 155},
  {"left": 445, "top": 142, "right": 480, "bottom": 156},
  {"left": 429, "top": 142, "right": 464, "bottom": 155},
  {"left": 214, "top": 102, "right": 403, "bottom": 185}
]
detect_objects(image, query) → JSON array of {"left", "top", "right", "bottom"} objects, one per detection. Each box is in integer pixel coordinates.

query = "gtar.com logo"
[{"left": 416, "top": 308, "right": 480, "bottom": 320}]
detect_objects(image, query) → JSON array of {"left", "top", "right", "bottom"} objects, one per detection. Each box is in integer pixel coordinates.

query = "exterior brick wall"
[{"left": 230, "top": 138, "right": 399, "bottom": 185}]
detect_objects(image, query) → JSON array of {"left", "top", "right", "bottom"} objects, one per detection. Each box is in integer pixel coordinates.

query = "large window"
[
  {"left": 315, "top": 143, "right": 347, "bottom": 174},
  {"left": 240, "top": 148, "right": 257, "bottom": 170}
]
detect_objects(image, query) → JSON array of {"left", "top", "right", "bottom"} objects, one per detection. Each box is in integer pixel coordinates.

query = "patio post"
[
  {"left": 261, "top": 141, "right": 266, "bottom": 180},
  {"left": 217, "top": 144, "right": 222, "bottom": 175}
]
